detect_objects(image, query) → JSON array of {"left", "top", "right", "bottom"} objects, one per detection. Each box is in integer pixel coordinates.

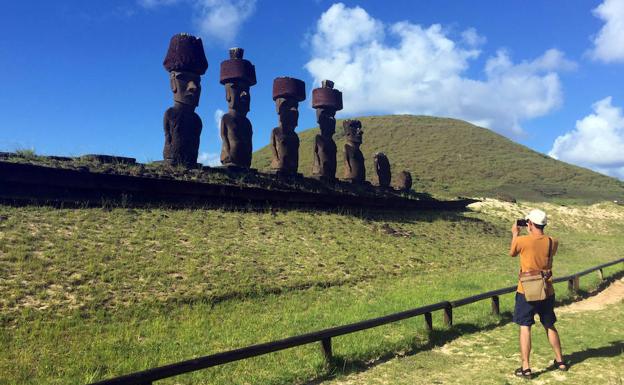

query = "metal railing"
[{"left": 90, "top": 258, "right": 624, "bottom": 385}]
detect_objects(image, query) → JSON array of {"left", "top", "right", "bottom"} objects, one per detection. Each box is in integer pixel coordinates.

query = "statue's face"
[
  {"left": 316, "top": 108, "right": 336, "bottom": 137},
  {"left": 346, "top": 124, "right": 363, "bottom": 144},
  {"left": 226, "top": 81, "right": 250, "bottom": 114},
  {"left": 170, "top": 71, "right": 201, "bottom": 107},
  {"left": 276, "top": 97, "right": 299, "bottom": 129}
]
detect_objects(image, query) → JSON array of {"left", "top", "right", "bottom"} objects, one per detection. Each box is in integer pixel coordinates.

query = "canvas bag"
[{"left": 519, "top": 237, "right": 552, "bottom": 302}]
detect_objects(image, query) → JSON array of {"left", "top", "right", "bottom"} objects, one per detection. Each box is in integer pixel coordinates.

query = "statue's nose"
[{"left": 187, "top": 81, "right": 198, "bottom": 91}]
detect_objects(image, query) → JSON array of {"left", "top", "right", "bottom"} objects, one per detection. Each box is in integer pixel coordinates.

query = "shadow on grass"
[{"left": 304, "top": 311, "right": 515, "bottom": 385}]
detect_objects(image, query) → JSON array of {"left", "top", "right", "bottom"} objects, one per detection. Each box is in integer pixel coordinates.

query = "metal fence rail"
[{"left": 90, "top": 257, "right": 624, "bottom": 385}]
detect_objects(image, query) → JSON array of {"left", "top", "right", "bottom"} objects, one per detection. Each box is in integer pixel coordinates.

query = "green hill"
[{"left": 252, "top": 115, "right": 624, "bottom": 202}]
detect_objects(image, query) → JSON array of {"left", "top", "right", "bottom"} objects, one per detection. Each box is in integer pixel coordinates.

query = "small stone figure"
[
  {"left": 270, "top": 77, "right": 306, "bottom": 175},
  {"left": 342, "top": 120, "right": 366, "bottom": 183},
  {"left": 219, "top": 48, "right": 256, "bottom": 169},
  {"left": 374, "top": 152, "right": 391, "bottom": 188},
  {"left": 311, "top": 80, "right": 342, "bottom": 180},
  {"left": 162, "top": 33, "right": 208, "bottom": 168},
  {"left": 397, "top": 170, "right": 413, "bottom": 192}
]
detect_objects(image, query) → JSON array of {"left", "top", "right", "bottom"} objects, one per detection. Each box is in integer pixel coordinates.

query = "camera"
[{"left": 516, "top": 219, "right": 527, "bottom": 227}]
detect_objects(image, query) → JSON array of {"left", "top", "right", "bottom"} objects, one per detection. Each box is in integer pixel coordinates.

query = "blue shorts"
[{"left": 513, "top": 292, "right": 557, "bottom": 328}]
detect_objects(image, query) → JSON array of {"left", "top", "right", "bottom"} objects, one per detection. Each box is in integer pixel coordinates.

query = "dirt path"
[{"left": 558, "top": 277, "right": 624, "bottom": 314}]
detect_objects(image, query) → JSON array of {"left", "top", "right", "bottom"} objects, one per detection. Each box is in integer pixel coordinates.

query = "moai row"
[{"left": 159, "top": 34, "right": 413, "bottom": 192}]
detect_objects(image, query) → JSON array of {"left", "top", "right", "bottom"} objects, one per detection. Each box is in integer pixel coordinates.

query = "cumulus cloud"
[
  {"left": 305, "top": 3, "right": 575, "bottom": 135},
  {"left": 589, "top": 0, "right": 624, "bottom": 63},
  {"left": 138, "top": 0, "right": 256, "bottom": 44},
  {"left": 198, "top": 152, "right": 221, "bottom": 166},
  {"left": 549, "top": 97, "right": 624, "bottom": 180}
]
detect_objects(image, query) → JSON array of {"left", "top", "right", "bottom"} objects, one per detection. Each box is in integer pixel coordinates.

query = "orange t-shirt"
[{"left": 510, "top": 234, "right": 558, "bottom": 295}]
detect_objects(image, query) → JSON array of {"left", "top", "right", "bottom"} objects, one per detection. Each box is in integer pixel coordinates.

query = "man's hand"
[{"left": 511, "top": 222, "right": 520, "bottom": 237}]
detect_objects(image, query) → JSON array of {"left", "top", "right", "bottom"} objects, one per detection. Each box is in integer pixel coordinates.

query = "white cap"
[{"left": 526, "top": 209, "right": 547, "bottom": 226}]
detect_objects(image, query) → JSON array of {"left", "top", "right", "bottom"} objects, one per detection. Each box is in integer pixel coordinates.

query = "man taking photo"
[{"left": 509, "top": 209, "right": 569, "bottom": 378}]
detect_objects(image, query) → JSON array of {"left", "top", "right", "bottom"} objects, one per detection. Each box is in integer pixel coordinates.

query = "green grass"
[
  {"left": 1, "top": 201, "right": 623, "bottom": 384},
  {"left": 252, "top": 115, "right": 624, "bottom": 202}
]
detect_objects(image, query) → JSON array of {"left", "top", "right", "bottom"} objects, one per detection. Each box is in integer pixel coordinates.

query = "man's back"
[{"left": 511, "top": 234, "right": 558, "bottom": 294}]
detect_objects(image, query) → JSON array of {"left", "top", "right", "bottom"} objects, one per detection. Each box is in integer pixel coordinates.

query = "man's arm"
[{"left": 509, "top": 222, "right": 520, "bottom": 257}]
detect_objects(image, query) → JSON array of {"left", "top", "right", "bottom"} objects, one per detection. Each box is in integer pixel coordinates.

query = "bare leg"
[
  {"left": 544, "top": 326, "right": 564, "bottom": 364},
  {"left": 520, "top": 325, "right": 532, "bottom": 369}
]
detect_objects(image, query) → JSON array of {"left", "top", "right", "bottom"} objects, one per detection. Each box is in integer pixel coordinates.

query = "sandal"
[
  {"left": 552, "top": 359, "right": 569, "bottom": 371},
  {"left": 514, "top": 367, "right": 532, "bottom": 378}
]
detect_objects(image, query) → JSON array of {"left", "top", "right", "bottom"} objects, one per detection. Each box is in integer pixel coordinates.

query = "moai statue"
[
  {"left": 342, "top": 120, "right": 366, "bottom": 183},
  {"left": 374, "top": 152, "right": 391, "bottom": 188},
  {"left": 162, "top": 33, "right": 208, "bottom": 168},
  {"left": 270, "top": 77, "right": 306, "bottom": 175},
  {"left": 397, "top": 170, "right": 413, "bottom": 192},
  {"left": 311, "top": 80, "right": 342, "bottom": 181},
  {"left": 219, "top": 48, "right": 256, "bottom": 169}
]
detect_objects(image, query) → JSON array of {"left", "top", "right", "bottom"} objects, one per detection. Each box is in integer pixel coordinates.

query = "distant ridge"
[{"left": 253, "top": 115, "right": 624, "bottom": 202}]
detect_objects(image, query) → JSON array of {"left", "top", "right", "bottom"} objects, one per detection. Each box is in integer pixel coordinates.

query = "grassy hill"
[{"left": 252, "top": 115, "right": 624, "bottom": 202}]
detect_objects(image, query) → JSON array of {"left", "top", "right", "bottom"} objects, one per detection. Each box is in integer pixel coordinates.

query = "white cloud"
[
  {"left": 198, "top": 152, "right": 221, "bottom": 166},
  {"left": 214, "top": 108, "right": 225, "bottom": 131},
  {"left": 138, "top": 0, "right": 256, "bottom": 44},
  {"left": 194, "top": 0, "right": 256, "bottom": 44},
  {"left": 304, "top": 3, "right": 575, "bottom": 135},
  {"left": 549, "top": 97, "right": 624, "bottom": 180},
  {"left": 589, "top": 0, "right": 624, "bottom": 63}
]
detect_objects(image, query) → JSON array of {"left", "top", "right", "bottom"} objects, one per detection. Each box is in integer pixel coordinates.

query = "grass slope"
[
  {"left": 1, "top": 201, "right": 624, "bottom": 384},
  {"left": 252, "top": 115, "right": 624, "bottom": 202}
]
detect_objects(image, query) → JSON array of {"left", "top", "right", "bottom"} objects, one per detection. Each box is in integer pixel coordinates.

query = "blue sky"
[{"left": 2, "top": 0, "right": 624, "bottom": 179}]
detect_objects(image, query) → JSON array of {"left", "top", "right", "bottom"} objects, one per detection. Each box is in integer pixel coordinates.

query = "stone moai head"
[
  {"left": 273, "top": 77, "right": 306, "bottom": 132},
  {"left": 312, "top": 80, "right": 343, "bottom": 138},
  {"left": 343, "top": 119, "right": 363, "bottom": 145},
  {"left": 163, "top": 33, "right": 208, "bottom": 108},
  {"left": 397, "top": 170, "right": 413, "bottom": 192},
  {"left": 374, "top": 152, "right": 392, "bottom": 188},
  {"left": 220, "top": 47, "right": 256, "bottom": 115}
]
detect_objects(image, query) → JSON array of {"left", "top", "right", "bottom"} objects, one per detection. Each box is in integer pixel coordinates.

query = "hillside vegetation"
[{"left": 252, "top": 115, "right": 624, "bottom": 202}]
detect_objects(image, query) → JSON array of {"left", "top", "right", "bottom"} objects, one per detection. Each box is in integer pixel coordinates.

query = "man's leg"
[
  {"left": 544, "top": 326, "right": 564, "bottom": 363},
  {"left": 520, "top": 325, "right": 532, "bottom": 369}
]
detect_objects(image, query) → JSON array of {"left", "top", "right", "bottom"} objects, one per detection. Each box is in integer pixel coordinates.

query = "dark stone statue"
[
  {"left": 342, "top": 119, "right": 366, "bottom": 183},
  {"left": 270, "top": 77, "right": 306, "bottom": 175},
  {"left": 374, "top": 152, "right": 391, "bottom": 188},
  {"left": 397, "top": 170, "right": 413, "bottom": 192},
  {"left": 311, "top": 80, "right": 342, "bottom": 180},
  {"left": 219, "top": 48, "right": 256, "bottom": 169},
  {"left": 162, "top": 33, "right": 208, "bottom": 168}
]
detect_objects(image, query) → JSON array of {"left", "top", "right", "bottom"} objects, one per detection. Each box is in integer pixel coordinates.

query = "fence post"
[
  {"left": 321, "top": 337, "right": 332, "bottom": 364},
  {"left": 598, "top": 268, "right": 604, "bottom": 281},
  {"left": 491, "top": 296, "right": 500, "bottom": 316},
  {"left": 568, "top": 276, "right": 580, "bottom": 294},
  {"left": 443, "top": 304, "right": 453, "bottom": 327},
  {"left": 424, "top": 312, "right": 433, "bottom": 332}
]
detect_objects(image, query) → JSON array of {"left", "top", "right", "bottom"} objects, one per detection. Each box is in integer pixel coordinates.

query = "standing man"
[{"left": 509, "top": 209, "right": 568, "bottom": 377}]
